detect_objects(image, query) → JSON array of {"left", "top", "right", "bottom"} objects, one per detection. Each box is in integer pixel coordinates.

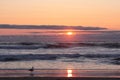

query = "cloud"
[{"left": 0, "top": 24, "right": 107, "bottom": 30}]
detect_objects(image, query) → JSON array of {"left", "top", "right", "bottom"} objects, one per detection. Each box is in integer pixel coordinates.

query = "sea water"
[
  {"left": 0, "top": 31, "right": 119, "bottom": 69},
  {"left": 0, "top": 43, "right": 120, "bottom": 69}
]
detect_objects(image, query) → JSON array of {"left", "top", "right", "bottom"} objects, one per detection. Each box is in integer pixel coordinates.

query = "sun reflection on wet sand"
[{"left": 67, "top": 69, "right": 73, "bottom": 77}]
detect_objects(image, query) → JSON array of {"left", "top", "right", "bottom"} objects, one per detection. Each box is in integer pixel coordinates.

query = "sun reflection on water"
[{"left": 67, "top": 69, "right": 73, "bottom": 77}]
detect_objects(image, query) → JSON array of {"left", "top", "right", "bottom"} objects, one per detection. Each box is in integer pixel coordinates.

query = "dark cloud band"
[{"left": 0, "top": 24, "right": 107, "bottom": 30}]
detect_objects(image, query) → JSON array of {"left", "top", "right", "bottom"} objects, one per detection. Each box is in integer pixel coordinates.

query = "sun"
[{"left": 67, "top": 32, "right": 73, "bottom": 35}]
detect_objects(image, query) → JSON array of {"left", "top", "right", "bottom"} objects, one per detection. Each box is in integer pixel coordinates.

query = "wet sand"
[
  {"left": 0, "top": 77, "right": 120, "bottom": 80},
  {"left": 0, "top": 69, "right": 119, "bottom": 80}
]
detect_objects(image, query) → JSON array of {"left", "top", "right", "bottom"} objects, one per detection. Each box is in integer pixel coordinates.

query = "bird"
[
  {"left": 29, "top": 67, "right": 34, "bottom": 72},
  {"left": 29, "top": 67, "right": 34, "bottom": 77}
]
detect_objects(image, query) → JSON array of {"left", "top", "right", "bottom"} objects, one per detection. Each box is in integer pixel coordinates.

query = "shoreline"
[
  {"left": 0, "top": 69, "right": 119, "bottom": 78},
  {"left": 0, "top": 77, "right": 119, "bottom": 80}
]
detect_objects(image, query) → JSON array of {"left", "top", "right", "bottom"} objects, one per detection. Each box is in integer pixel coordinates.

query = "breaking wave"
[
  {"left": 0, "top": 53, "right": 119, "bottom": 65},
  {"left": 0, "top": 42, "right": 120, "bottom": 49}
]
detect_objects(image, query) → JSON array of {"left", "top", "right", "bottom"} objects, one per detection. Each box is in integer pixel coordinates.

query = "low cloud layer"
[{"left": 0, "top": 24, "right": 107, "bottom": 30}]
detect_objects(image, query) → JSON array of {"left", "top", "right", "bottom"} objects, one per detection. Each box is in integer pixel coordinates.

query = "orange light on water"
[
  {"left": 67, "top": 70, "right": 72, "bottom": 74},
  {"left": 67, "top": 69, "right": 73, "bottom": 77},
  {"left": 68, "top": 73, "right": 72, "bottom": 77}
]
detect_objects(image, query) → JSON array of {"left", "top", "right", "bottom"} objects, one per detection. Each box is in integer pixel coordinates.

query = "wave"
[
  {"left": 0, "top": 54, "right": 120, "bottom": 65},
  {"left": 0, "top": 54, "right": 81, "bottom": 61},
  {"left": 0, "top": 45, "right": 41, "bottom": 49},
  {"left": 0, "top": 42, "right": 120, "bottom": 49}
]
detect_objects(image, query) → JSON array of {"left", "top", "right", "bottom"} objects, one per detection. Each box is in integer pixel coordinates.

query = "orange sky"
[{"left": 0, "top": 0, "right": 120, "bottom": 30}]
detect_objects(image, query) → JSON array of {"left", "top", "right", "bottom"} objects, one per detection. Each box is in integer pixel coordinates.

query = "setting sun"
[{"left": 67, "top": 32, "right": 73, "bottom": 35}]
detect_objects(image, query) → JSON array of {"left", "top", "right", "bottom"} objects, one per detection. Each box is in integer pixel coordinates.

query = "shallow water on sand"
[{"left": 0, "top": 69, "right": 119, "bottom": 77}]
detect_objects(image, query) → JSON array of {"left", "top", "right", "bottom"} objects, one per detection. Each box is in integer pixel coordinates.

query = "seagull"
[
  {"left": 29, "top": 67, "right": 34, "bottom": 77},
  {"left": 29, "top": 67, "right": 34, "bottom": 72}
]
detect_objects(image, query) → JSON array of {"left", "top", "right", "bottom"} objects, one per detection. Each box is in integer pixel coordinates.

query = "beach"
[
  {"left": 1, "top": 0, "right": 120, "bottom": 79},
  {"left": 0, "top": 31, "right": 119, "bottom": 79},
  {"left": 0, "top": 69, "right": 119, "bottom": 79},
  {"left": 0, "top": 77, "right": 120, "bottom": 80}
]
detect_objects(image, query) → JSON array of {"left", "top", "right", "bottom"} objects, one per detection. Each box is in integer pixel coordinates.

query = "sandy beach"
[
  {"left": 0, "top": 69, "right": 119, "bottom": 80},
  {"left": 0, "top": 77, "right": 120, "bottom": 80}
]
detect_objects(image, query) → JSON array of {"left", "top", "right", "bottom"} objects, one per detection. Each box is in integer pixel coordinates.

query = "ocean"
[{"left": 0, "top": 31, "right": 119, "bottom": 70}]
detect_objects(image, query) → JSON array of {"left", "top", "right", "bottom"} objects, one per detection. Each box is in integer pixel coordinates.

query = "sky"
[{"left": 0, "top": 0, "right": 120, "bottom": 30}]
